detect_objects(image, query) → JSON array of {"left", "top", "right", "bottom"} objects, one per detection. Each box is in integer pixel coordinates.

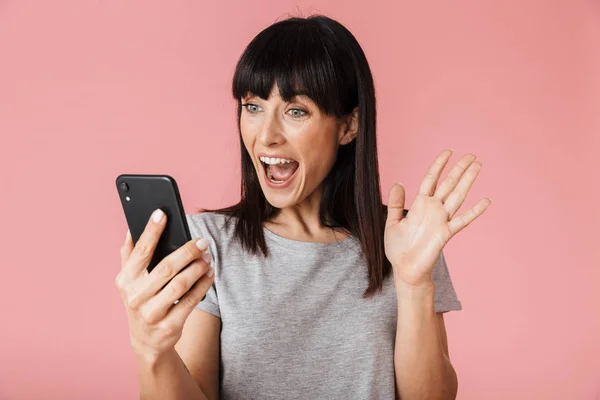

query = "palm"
[
  {"left": 385, "top": 195, "right": 452, "bottom": 285},
  {"left": 384, "top": 150, "right": 491, "bottom": 286}
]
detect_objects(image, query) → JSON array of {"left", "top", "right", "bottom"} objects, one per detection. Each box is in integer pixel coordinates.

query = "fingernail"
[
  {"left": 196, "top": 238, "right": 209, "bottom": 251},
  {"left": 152, "top": 209, "right": 164, "bottom": 223},
  {"left": 202, "top": 252, "right": 212, "bottom": 263},
  {"left": 125, "top": 229, "right": 130, "bottom": 240},
  {"left": 207, "top": 267, "right": 214, "bottom": 277}
]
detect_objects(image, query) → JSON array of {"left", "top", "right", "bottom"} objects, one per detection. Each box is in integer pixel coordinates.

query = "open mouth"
[{"left": 259, "top": 156, "right": 299, "bottom": 186}]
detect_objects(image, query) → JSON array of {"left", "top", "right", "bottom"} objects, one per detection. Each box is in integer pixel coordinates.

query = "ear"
[{"left": 338, "top": 107, "right": 359, "bottom": 145}]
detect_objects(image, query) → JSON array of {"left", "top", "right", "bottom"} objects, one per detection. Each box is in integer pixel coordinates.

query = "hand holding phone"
[
  {"left": 116, "top": 211, "right": 215, "bottom": 359},
  {"left": 114, "top": 174, "right": 215, "bottom": 359}
]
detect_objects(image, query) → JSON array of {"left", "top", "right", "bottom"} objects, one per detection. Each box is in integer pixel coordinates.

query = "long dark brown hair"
[{"left": 201, "top": 15, "right": 396, "bottom": 297}]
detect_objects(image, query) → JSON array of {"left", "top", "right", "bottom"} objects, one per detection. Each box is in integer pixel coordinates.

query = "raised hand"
[{"left": 384, "top": 150, "right": 491, "bottom": 287}]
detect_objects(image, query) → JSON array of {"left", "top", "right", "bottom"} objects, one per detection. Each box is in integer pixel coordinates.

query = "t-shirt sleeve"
[
  {"left": 432, "top": 251, "right": 462, "bottom": 313},
  {"left": 186, "top": 214, "right": 221, "bottom": 318}
]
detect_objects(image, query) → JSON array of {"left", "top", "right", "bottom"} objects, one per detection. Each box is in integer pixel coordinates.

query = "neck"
[{"left": 266, "top": 185, "right": 347, "bottom": 241}]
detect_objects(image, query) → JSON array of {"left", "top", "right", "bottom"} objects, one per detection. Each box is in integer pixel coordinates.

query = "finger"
[
  {"left": 120, "top": 229, "right": 133, "bottom": 266},
  {"left": 385, "top": 183, "right": 406, "bottom": 229},
  {"left": 123, "top": 209, "right": 167, "bottom": 278},
  {"left": 166, "top": 270, "right": 216, "bottom": 325},
  {"left": 143, "top": 257, "right": 213, "bottom": 321},
  {"left": 142, "top": 238, "right": 211, "bottom": 297},
  {"left": 434, "top": 154, "right": 477, "bottom": 203},
  {"left": 418, "top": 149, "right": 453, "bottom": 197},
  {"left": 448, "top": 198, "right": 492, "bottom": 236},
  {"left": 443, "top": 161, "right": 482, "bottom": 218},
  {"left": 132, "top": 246, "right": 210, "bottom": 311}
]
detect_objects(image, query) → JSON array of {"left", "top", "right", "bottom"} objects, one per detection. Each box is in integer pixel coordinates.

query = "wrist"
[
  {"left": 131, "top": 341, "right": 173, "bottom": 370},
  {"left": 393, "top": 267, "right": 435, "bottom": 291},
  {"left": 394, "top": 274, "right": 436, "bottom": 298}
]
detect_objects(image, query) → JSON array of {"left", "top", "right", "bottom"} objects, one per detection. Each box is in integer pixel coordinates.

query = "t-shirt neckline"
[{"left": 262, "top": 226, "right": 356, "bottom": 248}]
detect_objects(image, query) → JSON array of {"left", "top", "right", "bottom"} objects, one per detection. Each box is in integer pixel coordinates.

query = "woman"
[{"left": 116, "top": 15, "right": 491, "bottom": 400}]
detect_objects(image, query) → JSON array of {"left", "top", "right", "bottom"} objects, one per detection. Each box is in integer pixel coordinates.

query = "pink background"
[{"left": 1, "top": 1, "right": 598, "bottom": 399}]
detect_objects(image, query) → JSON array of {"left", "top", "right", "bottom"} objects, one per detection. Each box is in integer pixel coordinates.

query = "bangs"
[{"left": 232, "top": 18, "right": 357, "bottom": 116}]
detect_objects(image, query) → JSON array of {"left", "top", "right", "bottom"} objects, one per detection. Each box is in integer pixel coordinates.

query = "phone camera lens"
[{"left": 120, "top": 182, "right": 129, "bottom": 192}]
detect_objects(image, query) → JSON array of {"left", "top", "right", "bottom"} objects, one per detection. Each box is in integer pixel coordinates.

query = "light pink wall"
[{"left": 1, "top": 1, "right": 598, "bottom": 399}]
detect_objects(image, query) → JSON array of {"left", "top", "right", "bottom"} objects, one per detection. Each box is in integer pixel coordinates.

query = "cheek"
[
  {"left": 302, "top": 137, "right": 338, "bottom": 177},
  {"left": 239, "top": 123, "right": 256, "bottom": 153}
]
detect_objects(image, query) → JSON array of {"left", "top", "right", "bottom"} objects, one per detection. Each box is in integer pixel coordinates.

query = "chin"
[{"left": 261, "top": 188, "right": 298, "bottom": 209}]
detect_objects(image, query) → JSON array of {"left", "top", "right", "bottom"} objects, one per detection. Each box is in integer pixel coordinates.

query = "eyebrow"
[{"left": 287, "top": 90, "right": 315, "bottom": 105}]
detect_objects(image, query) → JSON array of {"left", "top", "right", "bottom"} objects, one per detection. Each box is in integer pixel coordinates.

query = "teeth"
[{"left": 260, "top": 156, "right": 295, "bottom": 165}]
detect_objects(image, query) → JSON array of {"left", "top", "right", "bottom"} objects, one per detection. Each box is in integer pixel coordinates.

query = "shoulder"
[
  {"left": 186, "top": 211, "right": 237, "bottom": 241},
  {"left": 185, "top": 211, "right": 239, "bottom": 273}
]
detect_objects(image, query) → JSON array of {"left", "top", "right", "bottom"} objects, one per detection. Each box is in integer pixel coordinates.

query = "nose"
[{"left": 258, "top": 112, "right": 285, "bottom": 147}]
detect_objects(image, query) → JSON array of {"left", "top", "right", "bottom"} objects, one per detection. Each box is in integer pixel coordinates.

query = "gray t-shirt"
[{"left": 186, "top": 211, "right": 462, "bottom": 400}]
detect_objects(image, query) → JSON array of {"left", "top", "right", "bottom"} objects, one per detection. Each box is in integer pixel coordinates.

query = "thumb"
[{"left": 386, "top": 183, "right": 405, "bottom": 229}]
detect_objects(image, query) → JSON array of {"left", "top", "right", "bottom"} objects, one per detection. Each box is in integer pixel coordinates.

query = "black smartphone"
[{"left": 115, "top": 174, "right": 192, "bottom": 274}]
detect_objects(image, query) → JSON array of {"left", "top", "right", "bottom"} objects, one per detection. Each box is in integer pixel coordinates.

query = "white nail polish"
[
  {"left": 196, "top": 238, "right": 209, "bottom": 250},
  {"left": 152, "top": 209, "right": 164, "bottom": 223}
]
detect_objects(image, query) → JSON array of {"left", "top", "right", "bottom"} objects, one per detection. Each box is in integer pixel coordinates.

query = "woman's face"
[{"left": 240, "top": 84, "right": 357, "bottom": 210}]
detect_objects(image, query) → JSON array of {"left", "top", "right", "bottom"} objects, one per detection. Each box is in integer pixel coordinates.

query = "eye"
[
  {"left": 287, "top": 108, "right": 307, "bottom": 118},
  {"left": 242, "top": 103, "right": 261, "bottom": 114}
]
